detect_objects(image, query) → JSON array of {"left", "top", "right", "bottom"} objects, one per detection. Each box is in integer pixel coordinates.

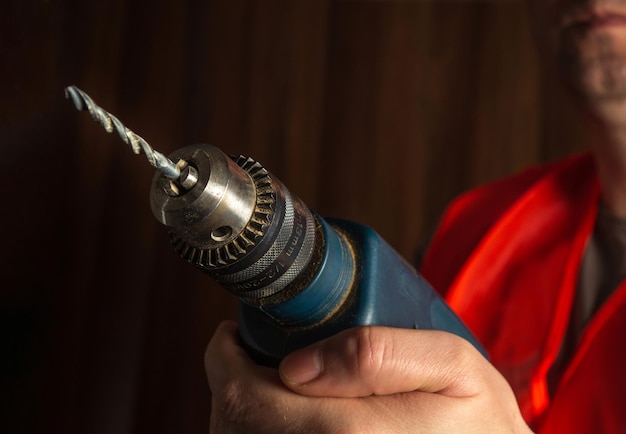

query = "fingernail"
[{"left": 280, "top": 345, "right": 323, "bottom": 386}]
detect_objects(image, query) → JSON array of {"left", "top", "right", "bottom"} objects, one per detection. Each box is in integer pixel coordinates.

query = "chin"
[{"left": 566, "top": 65, "right": 626, "bottom": 102}]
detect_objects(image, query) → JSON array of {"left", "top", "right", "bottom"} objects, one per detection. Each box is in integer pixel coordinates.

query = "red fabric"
[{"left": 420, "top": 153, "right": 626, "bottom": 433}]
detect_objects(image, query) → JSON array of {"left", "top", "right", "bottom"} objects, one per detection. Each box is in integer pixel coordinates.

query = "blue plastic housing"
[{"left": 238, "top": 217, "right": 485, "bottom": 366}]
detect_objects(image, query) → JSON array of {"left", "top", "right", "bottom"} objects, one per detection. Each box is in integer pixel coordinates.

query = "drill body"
[
  {"left": 149, "top": 143, "right": 485, "bottom": 365},
  {"left": 64, "top": 87, "right": 484, "bottom": 365}
]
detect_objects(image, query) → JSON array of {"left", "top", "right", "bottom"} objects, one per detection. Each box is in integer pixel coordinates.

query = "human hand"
[{"left": 205, "top": 321, "right": 532, "bottom": 433}]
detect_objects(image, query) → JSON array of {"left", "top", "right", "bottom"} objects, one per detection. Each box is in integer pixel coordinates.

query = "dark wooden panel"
[{"left": 1, "top": 1, "right": 586, "bottom": 433}]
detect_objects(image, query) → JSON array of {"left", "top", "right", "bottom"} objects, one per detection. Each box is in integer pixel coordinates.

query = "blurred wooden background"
[{"left": 1, "top": 0, "right": 585, "bottom": 433}]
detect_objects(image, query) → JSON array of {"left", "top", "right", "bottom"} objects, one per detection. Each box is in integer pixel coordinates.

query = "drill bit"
[{"left": 64, "top": 85, "right": 181, "bottom": 180}]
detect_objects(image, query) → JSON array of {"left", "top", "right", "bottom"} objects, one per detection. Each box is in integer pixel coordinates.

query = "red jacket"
[{"left": 420, "top": 153, "right": 626, "bottom": 433}]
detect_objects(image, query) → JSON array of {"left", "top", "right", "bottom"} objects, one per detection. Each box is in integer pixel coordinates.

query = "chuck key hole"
[{"left": 211, "top": 226, "right": 233, "bottom": 242}]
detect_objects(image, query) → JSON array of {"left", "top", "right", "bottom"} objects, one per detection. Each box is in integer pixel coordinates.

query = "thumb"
[{"left": 279, "top": 326, "right": 488, "bottom": 398}]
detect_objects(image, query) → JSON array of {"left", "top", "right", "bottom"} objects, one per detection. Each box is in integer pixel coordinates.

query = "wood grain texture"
[{"left": 1, "top": 1, "right": 586, "bottom": 432}]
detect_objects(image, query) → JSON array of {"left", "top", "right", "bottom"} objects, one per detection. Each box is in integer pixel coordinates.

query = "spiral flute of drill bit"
[{"left": 64, "top": 85, "right": 181, "bottom": 180}]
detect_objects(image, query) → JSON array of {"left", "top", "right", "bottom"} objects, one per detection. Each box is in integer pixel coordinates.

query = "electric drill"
[{"left": 65, "top": 86, "right": 485, "bottom": 366}]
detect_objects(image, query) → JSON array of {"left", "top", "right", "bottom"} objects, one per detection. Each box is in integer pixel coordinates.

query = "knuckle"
[
  {"left": 349, "top": 326, "right": 390, "bottom": 383},
  {"left": 437, "top": 332, "right": 487, "bottom": 392},
  {"left": 438, "top": 331, "right": 476, "bottom": 363},
  {"left": 212, "top": 377, "right": 256, "bottom": 427}
]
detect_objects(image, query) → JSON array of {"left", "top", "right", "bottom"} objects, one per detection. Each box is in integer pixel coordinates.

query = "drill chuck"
[{"left": 149, "top": 144, "right": 321, "bottom": 303}]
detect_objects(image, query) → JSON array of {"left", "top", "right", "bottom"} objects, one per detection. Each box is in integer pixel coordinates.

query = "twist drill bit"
[{"left": 64, "top": 85, "right": 182, "bottom": 181}]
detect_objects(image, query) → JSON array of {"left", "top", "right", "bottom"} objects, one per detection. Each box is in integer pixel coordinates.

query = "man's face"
[{"left": 529, "top": 0, "right": 626, "bottom": 101}]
